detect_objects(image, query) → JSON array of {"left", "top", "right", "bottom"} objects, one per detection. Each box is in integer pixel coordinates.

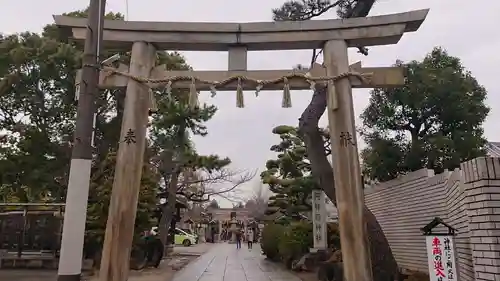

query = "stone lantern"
[{"left": 229, "top": 211, "right": 238, "bottom": 243}]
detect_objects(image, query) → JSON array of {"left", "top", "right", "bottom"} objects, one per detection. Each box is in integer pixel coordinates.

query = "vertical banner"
[
  {"left": 426, "top": 235, "right": 458, "bottom": 281},
  {"left": 312, "top": 190, "right": 327, "bottom": 250}
]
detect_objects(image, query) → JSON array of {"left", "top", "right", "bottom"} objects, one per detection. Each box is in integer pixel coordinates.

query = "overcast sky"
[{"left": 1, "top": 0, "right": 498, "bottom": 207}]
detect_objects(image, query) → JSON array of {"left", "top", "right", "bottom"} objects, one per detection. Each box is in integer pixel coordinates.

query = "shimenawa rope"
[{"left": 97, "top": 65, "right": 373, "bottom": 109}]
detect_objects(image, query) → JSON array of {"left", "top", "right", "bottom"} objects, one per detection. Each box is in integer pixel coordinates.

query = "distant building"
[
  {"left": 487, "top": 142, "right": 500, "bottom": 157},
  {"left": 205, "top": 207, "right": 252, "bottom": 222}
]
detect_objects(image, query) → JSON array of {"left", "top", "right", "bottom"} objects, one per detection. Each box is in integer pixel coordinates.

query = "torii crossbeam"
[
  {"left": 55, "top": 9, "right": 428, "bottom": 51},
  {"left": 55, "top": 8, "right": 428, "bottom": 281}
]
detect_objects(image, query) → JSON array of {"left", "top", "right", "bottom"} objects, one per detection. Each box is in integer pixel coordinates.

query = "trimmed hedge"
[
  {"left": 278, "top": 221, "right": 313, "bottom": 268},
  {"left": 326, "top": 222, "right": 341, "bottom": 250},
  {"left": 261, "top": 223, "right": 285, "bottom": 261},
  {"left": 261, "top": 221, "right": 341, "bottom": 264}
]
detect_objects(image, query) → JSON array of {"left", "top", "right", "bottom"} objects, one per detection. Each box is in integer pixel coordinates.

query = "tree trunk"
[
  {"left": 159, "top": 170, "right": 180, "bottom": 245},
  {"left": 298, "top": 86, "right": 399, "bottom": 281},
  {"left": 158, "top": 125, "right": 187, "bottom": 245}
]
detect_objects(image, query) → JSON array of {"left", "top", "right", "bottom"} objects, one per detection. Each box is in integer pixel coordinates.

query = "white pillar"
[
  {"left": 311, "top": 189, "right": 327, "bottom": 251},
  {"left": 58, "top": 159, "right": 92, "bottom": 278}
]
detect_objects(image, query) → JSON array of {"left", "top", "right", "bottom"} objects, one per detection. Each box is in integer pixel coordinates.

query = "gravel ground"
[
  {"left": 0, "top": 243, "right": 213, "bottom": 281},
  {"left": 85, "top": 256, "right": 198, "bottom": 281}
]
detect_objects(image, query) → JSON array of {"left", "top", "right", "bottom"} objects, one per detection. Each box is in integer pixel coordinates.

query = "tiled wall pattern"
[{"left": 461, "top": 158, "right": 500, "bottom": 281}]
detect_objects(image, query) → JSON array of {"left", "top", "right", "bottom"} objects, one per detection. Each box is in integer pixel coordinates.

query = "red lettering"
[
  {"left": 433, "top": 247, "right": 442, "bottom": 255},
  {"left": 432, "top": 237, "right": 441, "bottom": 247},
  {"left": 434, "top": 260, "right": 445, "bottom": 277},
  {"left": 435, "top": 269, "right": 446, "bottom": 277},
  {"left": 434, "top": 260, "right": 444, "bottom": 270}
]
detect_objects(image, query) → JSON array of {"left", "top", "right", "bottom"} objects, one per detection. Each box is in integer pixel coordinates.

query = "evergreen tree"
[
  {"left": 261, "top": 125, "right": 329, "bottom": 215},
  {"left": 0, "top": 7, "right": 234, "bottom": 257},
  {"left": 361, "top": 48, "right": 489, "bottom": 181}
]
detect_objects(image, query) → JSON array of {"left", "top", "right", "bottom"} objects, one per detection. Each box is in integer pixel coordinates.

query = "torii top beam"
[{"left": 53, "top": 9, "right": 428, "bottom": 52}]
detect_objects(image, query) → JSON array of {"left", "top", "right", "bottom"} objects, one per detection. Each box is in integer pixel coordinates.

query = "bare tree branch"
[
  {"left": 178, "top": 168, "right": 252, "bottom": 187},
  {"left": 173, "top": 169, "right": 257, "bottom": 203},
  {"left": 243, "top": 182, "right": 271, "bottom": 219},
  {"left": 217, "top": 193, "right": 246, "bottom": 204}
]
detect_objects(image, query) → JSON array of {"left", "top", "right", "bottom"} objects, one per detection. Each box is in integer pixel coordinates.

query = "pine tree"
[{"left": 261, "top": 125, "right": 329, "bottom": 216}]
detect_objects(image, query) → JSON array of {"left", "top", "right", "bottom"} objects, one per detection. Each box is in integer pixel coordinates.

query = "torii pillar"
[
  {"left": 324, "top": 40, "right": 372, "bottom": 281},
  {"left": 98, "top": 41, "right": 157, "bottom": 281}
]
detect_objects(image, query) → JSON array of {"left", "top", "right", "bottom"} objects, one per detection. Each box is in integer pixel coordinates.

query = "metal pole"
[{"left": 57, "top": 0, "right": 105, "bottom": 280}]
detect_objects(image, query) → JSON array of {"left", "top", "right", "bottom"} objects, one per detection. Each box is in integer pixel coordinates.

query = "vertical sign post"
[
  {"left": 421, "top": 217, "right": 459, "bottom": 281},
  {"left": 312, "top": 189, "right": 328, "bottom": 251}
]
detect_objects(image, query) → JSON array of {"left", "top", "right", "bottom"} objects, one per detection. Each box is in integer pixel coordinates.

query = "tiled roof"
[
  {"left": 487, "top": 142, "right": 500, "bottom": 157},
  {"left": 491, "top": 142, "right": 500, "bottom": 146}
]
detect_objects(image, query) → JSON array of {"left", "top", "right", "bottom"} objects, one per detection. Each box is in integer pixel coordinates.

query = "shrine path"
[{"left": 172, "top": 243, "right": 302, "bottom": 281}]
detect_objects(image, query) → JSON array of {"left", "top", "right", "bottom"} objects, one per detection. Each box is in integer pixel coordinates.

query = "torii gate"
[{"left": 55, "top": 9, "right": 428, "bottom": 281}]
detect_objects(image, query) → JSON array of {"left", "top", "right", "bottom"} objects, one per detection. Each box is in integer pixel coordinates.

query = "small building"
[
  {"left": 206, "top": 207, "right": 252, "bottom": 222},
  {"left": 487, "top": 141, "right": 500, "bottom": 157}
]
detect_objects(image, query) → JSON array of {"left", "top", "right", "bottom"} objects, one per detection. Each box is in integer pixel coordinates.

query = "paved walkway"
[
  {"left": 173, "top": 243, "right": 214, "bottom": 256},
  {"left": 172, "top": 243, "right": 302, "bottom": 281}
]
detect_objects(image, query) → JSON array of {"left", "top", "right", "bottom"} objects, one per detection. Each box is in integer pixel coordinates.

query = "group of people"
[
  {"left": 235, "top": 228, "right": 255, "bottom": 250},
  {"left": 220, "top": 228, "right": 230, "bottom": 241}
]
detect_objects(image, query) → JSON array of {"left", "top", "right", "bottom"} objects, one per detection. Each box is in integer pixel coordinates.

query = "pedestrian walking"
[
  {"left": 246, "top": 229, "right": 254, "bottom": 250},
  {"left": 235, "top": 229, "right": 242, "bottom": 249}
]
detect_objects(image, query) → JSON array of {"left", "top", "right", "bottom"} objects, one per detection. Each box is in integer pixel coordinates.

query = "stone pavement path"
[{"left": 172, "top": 243, "right": 302, "bottom": 281}]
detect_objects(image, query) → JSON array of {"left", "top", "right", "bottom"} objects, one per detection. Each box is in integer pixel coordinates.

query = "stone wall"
[
  {"left": 445, "top": 169, "right": 475, "bottom": 281},
  {"left": 364, "top": 157, "right": 500, "bottom": 281},
  {"left": 461, "top": 158, "right": 500, "bottom": 281},
  {"left": 364, "top": 168, "right": 451, "bottom": 274}
]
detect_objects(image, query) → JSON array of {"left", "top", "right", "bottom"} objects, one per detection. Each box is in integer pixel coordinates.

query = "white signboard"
[
  {"left": 426, "top": 235, "right": 458, "bottom": 281},
  {"left": 312, "top": 190, "right": 327, "bottom": 250}
]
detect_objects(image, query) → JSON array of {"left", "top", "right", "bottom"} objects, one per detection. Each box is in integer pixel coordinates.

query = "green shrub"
[
  {"left": 262, "top": 220, "right": 341, "bottom": 265},
  {"left": 278, "top": 221, "right": 313, "bottom": 268},
  {"left": 326, "top": 222, "right": 341, "bottom": 250},
  {"left": 261, "top": 223, "right": 285, "bottom": 261}
]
